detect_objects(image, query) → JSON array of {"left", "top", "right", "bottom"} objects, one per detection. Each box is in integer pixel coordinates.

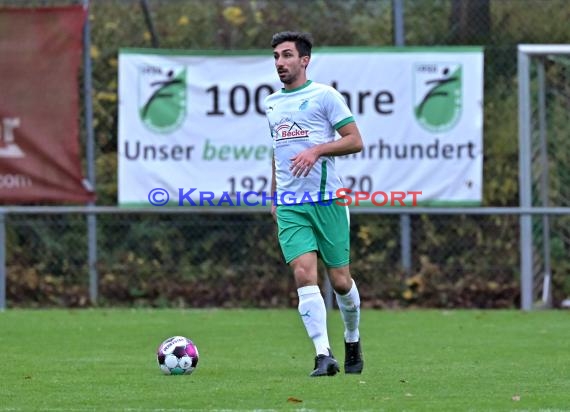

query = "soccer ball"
[{"left": 157, "top": 336, "right": 199, "bottom": 375}]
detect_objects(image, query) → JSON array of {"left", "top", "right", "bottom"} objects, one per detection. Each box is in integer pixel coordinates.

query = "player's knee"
[
  {"left": 329, "top": 272, "right": 353, "bottom": 294},
  {"left": 293, "top": 266, "right": 317, "bottom": 286}
]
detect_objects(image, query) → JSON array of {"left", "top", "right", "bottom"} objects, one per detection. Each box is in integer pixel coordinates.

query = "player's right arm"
[
  {"left": 271, "top": 156, "right": 277, "bottom": 220},
  {"left": 290, "top": 121, "right": 363, "bottom": 178}
]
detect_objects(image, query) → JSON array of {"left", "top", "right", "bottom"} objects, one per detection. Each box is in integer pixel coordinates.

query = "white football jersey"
[{"left": 264, "top": 80, "right": 354, "bottom": 205}]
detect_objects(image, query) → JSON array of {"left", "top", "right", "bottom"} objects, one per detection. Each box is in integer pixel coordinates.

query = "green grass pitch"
[{"left": 1, "top": 309, "right": 569, "bottom": 411}]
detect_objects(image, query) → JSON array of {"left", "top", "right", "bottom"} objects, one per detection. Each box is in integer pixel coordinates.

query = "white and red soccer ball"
[{"left": 157, "top": 336, "right": 199, "bottom": 375}]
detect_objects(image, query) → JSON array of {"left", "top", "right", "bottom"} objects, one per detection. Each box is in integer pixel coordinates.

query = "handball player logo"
[
  {"left": 138, "top": 64, "right": 187, "bottom": 134},
  {"left": 413, "top": 63, "right": 462, "bottom": 133}
]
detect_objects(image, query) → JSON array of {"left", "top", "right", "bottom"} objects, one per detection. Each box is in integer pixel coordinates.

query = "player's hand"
[
  {"left": 271, "top": 204, "right": 277, "bottom": 221},
  {"left": 290, "top": 148, "right": 319, "bottom": 178}
]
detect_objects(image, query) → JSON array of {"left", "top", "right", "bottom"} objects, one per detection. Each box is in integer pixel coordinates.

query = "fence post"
[
  {"left": 392, "top": 0, "right": 412, "bottom": 275},
  {"left": 83, "top": 0, "right": 98, "bottom": 304},
  {"left": 518, "top": 47, "right": 533, "bottom": 311},
  {"left": 393, "top": 0, "right": 405, "bottom": 46},
  {"left": 0, "top": 210, "right": 6, "bottom": 311},
  {"left": 536, "top": 58, "right": 552, "bottom": 307}
]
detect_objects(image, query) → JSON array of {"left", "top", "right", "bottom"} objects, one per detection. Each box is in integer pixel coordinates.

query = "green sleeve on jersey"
[{"left": 334, "top": 116, "right": 355, "bottom": 130}]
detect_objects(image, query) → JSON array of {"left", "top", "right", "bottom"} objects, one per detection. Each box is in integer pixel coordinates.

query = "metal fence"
[
  {"left": 1, "top": 0, "right": 570, "bottom": 309},
  {"left": 2, "top": 206, "right": 570, "bottom": 310}
]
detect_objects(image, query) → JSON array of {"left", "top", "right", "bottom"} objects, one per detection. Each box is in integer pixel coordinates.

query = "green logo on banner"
[
  {"left": 139, "top": 65, "right": 187, "bottom": 134},
  {"left": 414, "top": 63, "right": 462, "bottom": 133}
]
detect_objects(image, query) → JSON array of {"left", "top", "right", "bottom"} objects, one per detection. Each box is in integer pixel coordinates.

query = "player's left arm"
[
  {"left": 315, "top": 121, "right": 363, "bottom": 157},
  {"left": 290, "top": 121, "right": 363, "bottom": 177}
]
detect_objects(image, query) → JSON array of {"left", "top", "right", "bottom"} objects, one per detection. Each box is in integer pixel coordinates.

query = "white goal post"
[{"left": 518, "top": 44, "right": 570, "bottom": 310}]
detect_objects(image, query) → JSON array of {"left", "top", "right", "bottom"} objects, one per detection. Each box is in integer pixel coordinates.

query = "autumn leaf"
[{"left": 222, "top": 6, "right": 246, "bottom": 26}]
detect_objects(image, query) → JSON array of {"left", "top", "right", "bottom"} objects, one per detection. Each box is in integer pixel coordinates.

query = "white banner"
[{"left": 118, "top": 48, "right": 483, "bottom": 207}]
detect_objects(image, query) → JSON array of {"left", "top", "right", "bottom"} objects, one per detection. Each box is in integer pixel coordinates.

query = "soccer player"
[{"left": 264, "top": 31, "right": 364, "bottom": 377}]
